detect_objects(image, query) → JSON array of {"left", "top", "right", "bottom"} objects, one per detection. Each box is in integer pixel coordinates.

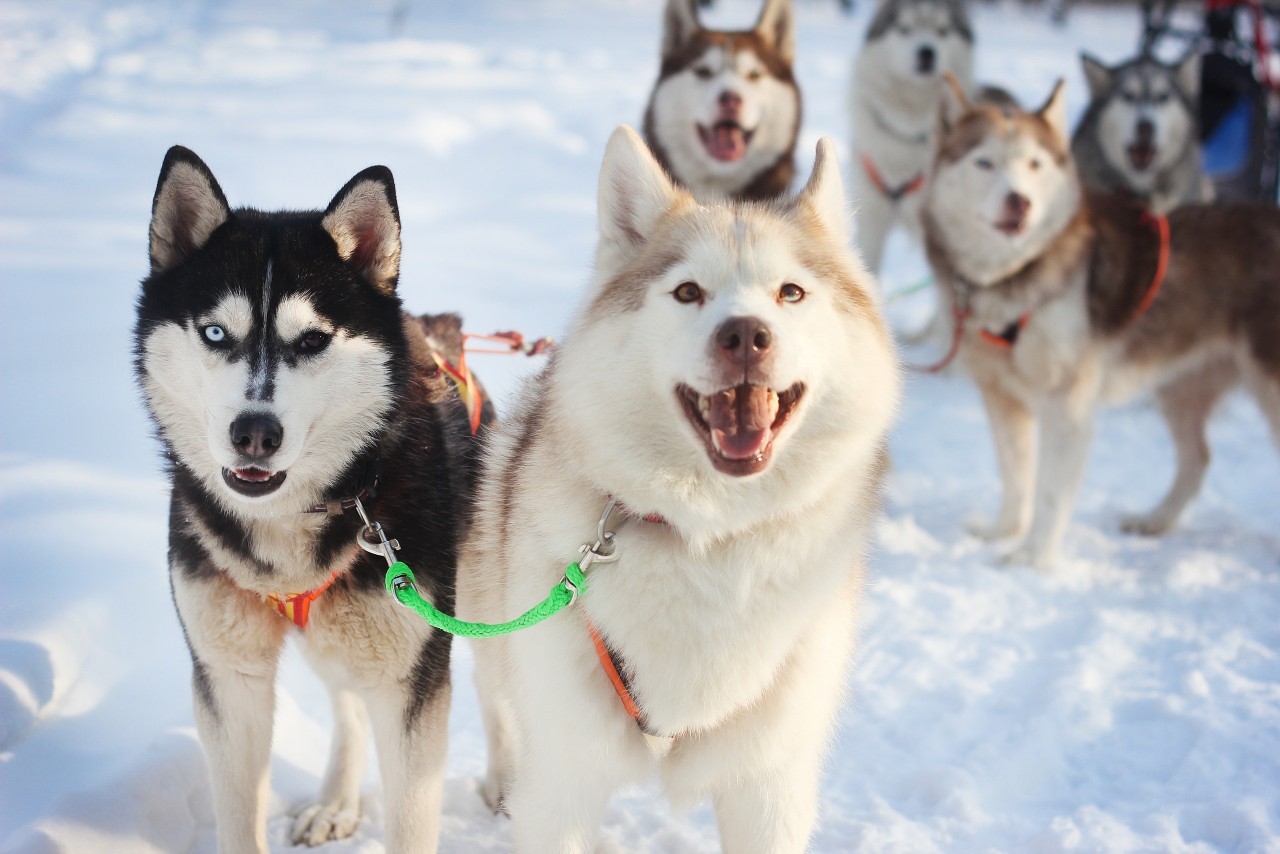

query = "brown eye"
[
  {"left": 779, "top": 283, "right": 806, "bottom": 303},
  {"left": 673, "top": 282, "right": 704, "bottom": 304},
  {"left": 298, "top": 329, "right": 331, "bottom": 354},
  {"left": 1029, "top": 158, "right": 1042, "bottom": 171},
  {"left": 745, "top": 69, "right": 763, "bottom": 82},
  {"left": 694, "top": 67, "right": 714, "bottom": 80}
]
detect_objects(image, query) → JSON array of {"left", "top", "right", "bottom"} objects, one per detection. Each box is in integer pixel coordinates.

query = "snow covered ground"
[{"left": 1, "top": 0, "right": 1278, "bottom": 851}]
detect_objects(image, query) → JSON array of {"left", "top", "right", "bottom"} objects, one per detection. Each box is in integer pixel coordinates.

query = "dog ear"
[
  {"left": 1036, "top": 78, "right": 1069, "bottom": 149},
  {"left": 149, "top": 146, "right": 231, "bottom": 275},
  {"left": 322, "top": 166, "right": 402, "bottom": 295},
  {"left": 1174, "top": 51, "right": 1201, "bottom": 99},
  {"left": 1080, "top": 53, "right": 1111, "bottom": 100},
  {"left": 755, "top": 0, "right": 795, "bottom": 66},
  {"left": 796, "top": 138, "right": 848, "bottom": 244},
  {"left": 596, "top": 126, "right": 682, "bottom": 269},
  {"left": 661, "top": 0, "right": 701, "bottom": 60},
  {"left": 937, "top": 70, "right": 970, "bottom": 137}
]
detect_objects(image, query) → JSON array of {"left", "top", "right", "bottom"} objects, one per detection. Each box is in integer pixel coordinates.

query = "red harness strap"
[
  {"left": 978, "top": 313, "right": 1031, "bottom": 349},
  {"left": 1128, "top": 212, "right": 1170, "bottom": 328},
  {"left": 431, "top": 349, "right": 483, "bottom": 436},
  {"left": 265, "top": 570, "right": 341, "bottom": 629},
  {"left": 586, "top": 617, "right": 646, "bottom": 724},
  {"left": 861, "top": 154, "right": 925, "bottom": 202}
]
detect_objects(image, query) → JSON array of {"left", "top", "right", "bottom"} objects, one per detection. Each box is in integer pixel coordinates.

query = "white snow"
[{"left": 1, "top": 0, "right": 1278, "bottom": 851}]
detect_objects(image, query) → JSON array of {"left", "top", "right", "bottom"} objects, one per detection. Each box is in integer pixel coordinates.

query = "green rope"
[
  {"left": 884, "top": 275, "right": 934, "bottom": 304},
  {"left": 384, "top": 561, "right": 586, "bottom": 638}
]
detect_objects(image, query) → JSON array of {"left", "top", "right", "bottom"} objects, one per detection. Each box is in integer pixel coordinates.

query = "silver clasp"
[
  {"left": 354, "top": 496, "right": 401, "bottom": 569},
  {"left": 577, "top": 499, "right": 622, "bottom": 573}
]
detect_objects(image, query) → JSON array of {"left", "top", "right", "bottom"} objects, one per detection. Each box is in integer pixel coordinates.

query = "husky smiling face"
[
  {"left": 135, "top": 148, "right": 408, "bottom": 516},
  {"left": 553, "top": 127, "right": 899, "bottom": 534},
  {"left": 1080, "top": 52, "right": 1200, "bottom": 193},
  {"left": 644, "top": 0, "right": 801, "bottom": 200}
]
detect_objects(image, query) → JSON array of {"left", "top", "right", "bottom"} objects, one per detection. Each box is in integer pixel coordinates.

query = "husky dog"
[
  {"left": 921, "top": 75, "right": 1280, "bottom": 568},
  {"left": 644, "top": 0, "right": 801, "bottom": 201},
  {"left": 1073, "top": 51, "right": 1213, "bottom": 214},
  {"left": 850, "top": 0, "right": 974, "bottom": 273},
  {"left": 458, "top": 126, "right": 899, "bottom": 852},
  {"left": 135, "top": 147, "right": 492, "bottom": 852}
]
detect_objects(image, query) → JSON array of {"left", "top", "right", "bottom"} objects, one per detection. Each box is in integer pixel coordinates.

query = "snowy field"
[{"left": 2, "top": 0, "right": 1279, "bottom": 851}]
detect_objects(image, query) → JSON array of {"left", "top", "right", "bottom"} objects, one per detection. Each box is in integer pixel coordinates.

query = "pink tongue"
[
  {"left": 708, "top": 385, "right": 774, "bottom": 459},
  {"left": 706, "top": 125, "right": 747, "bottom": 162},
  {"left": 234, "top": 468, "right": 272, "bottom": 482}
]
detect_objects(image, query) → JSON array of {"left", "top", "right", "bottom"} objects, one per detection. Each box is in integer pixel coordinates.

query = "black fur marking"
[
  {"left": 404, "top": 625, "right": 452, "bottom": 730},
  {"left": 168, "top": 571, "right": 219, "bottom": 721}
]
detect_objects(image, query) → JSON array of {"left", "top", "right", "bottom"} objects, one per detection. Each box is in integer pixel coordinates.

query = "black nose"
[
  {"left": 719, "top": 90, "right": 742, "bottom": 112},
  {"left": 715, "top": 316, "right": 772, "bottom": 366},
  {"left": 230, "top": 413, "right": 283, "bottom": 460},
  {"left": 916, "top": 45, "right": 936, "bottom": 74}
]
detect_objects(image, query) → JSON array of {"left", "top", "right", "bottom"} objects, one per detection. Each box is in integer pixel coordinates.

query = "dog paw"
[
  {"left": 998, "top": 545, "right": 1055, "bottom": 571},
  {"left": 290, "top": 800, "right": 361, "bottom": 846},
  {"left": 480, "top": 776, "right": 508, "bottom": 817},
  {"left": 966, "top": 515, "right": 1023, "bottom": 542},
  {"left": 1120, "top": 512, "right": 1172, "bottom": 537}
]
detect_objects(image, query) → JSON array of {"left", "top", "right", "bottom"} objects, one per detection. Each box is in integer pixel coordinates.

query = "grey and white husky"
[
  {"left": 644, "top": 0, "right": 801, "bottom": 201},
  {"left": 135, "top": 147, "right": 492, "bottom": 852},
  {"left": 921, "top": 75, "right": 1280, "bottom": 568},
  {"left": 1073, "top": 51, "right": 1213, "bottom": 214},
  {"left": 458, "top": 126, "right": 899, "bottom": 852},
  {"left": 849, "top": 0, "right": 974, "bottom": 273}
]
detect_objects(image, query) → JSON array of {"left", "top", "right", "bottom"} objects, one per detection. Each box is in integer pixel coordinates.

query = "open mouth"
[
  {"left": 697, "top": 121, "right": 754, "bottom": 163},
  {"left": 222, "top": 466, "right": 287, "bottom": 497},
  {"left": 677, "top": 382, "right": 805, "bottom": 476},
  {"left": 994, "top": 217, "right": 1027, "bottom": 237},
  {"left": 1127, "top": 143, "right": 1157, "bottom": 171}
]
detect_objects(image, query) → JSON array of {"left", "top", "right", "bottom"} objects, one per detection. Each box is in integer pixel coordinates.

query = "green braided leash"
[{"left": 384, "top": 561, "right": 586, "bottom": 638}]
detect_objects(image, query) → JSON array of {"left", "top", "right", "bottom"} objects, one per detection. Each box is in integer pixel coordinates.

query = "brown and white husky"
[{"left": 921, "top": 74, "right": 1280, "bottom": 568}]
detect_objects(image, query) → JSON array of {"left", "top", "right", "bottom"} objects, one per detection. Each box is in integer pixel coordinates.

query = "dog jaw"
[{"left": 676, "top": 382, "right": 805, "bottom": 476}]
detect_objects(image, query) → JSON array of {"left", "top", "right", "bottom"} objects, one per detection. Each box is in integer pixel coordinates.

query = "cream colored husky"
[{"left": 458, "top": 125, "right": 900, "bottom": 852}]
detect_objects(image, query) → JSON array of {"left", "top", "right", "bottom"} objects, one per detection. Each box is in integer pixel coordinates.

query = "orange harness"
[
  {"left": 907, "top": 212, "right": 1170, "bottom": 372},
  {"left": 265, "top": 570, "right": 341, "bottom": 629},
  {"left": 861, "top": 154, "right": 925, "bottom": 202}
]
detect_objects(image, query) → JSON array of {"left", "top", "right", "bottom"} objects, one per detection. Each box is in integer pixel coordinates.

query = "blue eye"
[
  {"left": 975, "top": 157, "right": 994, "bottom": 170},
  {"left": 203, "top": 325, "right": 227, "bottom": 344}
]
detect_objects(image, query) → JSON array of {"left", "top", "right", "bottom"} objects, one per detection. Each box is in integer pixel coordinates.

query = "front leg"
[
  {"left": 291, "top": 686, "right": 369, "bottom": 846},
  {"left": 1008, "top": 389, "right": 1096, "bottom": 568},
  {"left": 172, "top": 569, "right": 287, "bottom": 854},
  {"left": 366, "top": 635, "right": 451, "bottom": 854},
  {"left": 969, "top": 381, "right": 1036, "bottom": 542}
]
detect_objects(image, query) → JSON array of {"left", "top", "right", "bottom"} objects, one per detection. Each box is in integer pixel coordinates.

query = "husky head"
[
  {"left": 924, "top": 74, "right": 1080, "bottom": 285},
  {"left": 862, "top": 0, "right": 973, "bottom": 90},
  {"left": 1080, "top": 51, "right": 1200, "bottom": 192},
  {"left": 553, "top": 126, "right": 899, "bottom": 538},
  {"left": 644, "top": 0, "right": 800, "bottom": 199},
  {"left": 136, "top": 147, "right": 407, "bottom": 516}
]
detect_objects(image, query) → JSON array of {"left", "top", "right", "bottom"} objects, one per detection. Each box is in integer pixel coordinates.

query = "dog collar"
[
  {"left": 303, "top": 456, "right": 381, "bottom": 516},
  {"left": 860, "top": 154, "right": 925, "bottom": 202}
]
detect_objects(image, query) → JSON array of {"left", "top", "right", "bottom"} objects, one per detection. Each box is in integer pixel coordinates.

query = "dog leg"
[
  {"left": 290, "top": 686, "right": 369, "bottom": 845},
  {"left": 172, "top": 571, "right": 287, "bottom": 854},
  {"left": 472, "top": 638, "right": 517, "bottom": 814},
  {"left": 713, "top": 771, "right": 819, "bottom": 854},
  {"left": 367, "top": 674, "right": 449, "bottom": 853},
  {"left": 969, "top": 382, "right": 1036, "bottom": 541},
  {"left": 1006, "top": 387, "right": 1096, "bottom": 568},
  {"left": 851, "top": 185, "right": 893, "bottom": 276},
  {"left": 1122, "top": 358, "right": 1236, "bottom": 535}
]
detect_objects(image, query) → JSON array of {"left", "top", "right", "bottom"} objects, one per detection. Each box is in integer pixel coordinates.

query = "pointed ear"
[
  {"left": 937, "top": 70, "right": 971, "bottom": 138},
  {"left": 796, "top": 138, "right": 847, "bottom": 244},
  {"left": 755, "top": 0, "right": 795, "bottom": 66},
  {"left": 1080, "top": 53, "right": 1111, "bottom": 100},
  {"left": 597, "top": 126, "right": 683, "bottom": 269},
  {"left": 149, "top": 146, "right": 230, "bottom": 274},
  {"left": 1036, "top": 78, "right": 1069, "bottom": 149},
  {"left": 1175, "top": 50, "right": 1201, "bottom": 99},
  {"left": 322, "top": 166, "right": 401, "bottom": 295},
  {"left": 661, "top": 0, "right": 701, "bottom": 60}
]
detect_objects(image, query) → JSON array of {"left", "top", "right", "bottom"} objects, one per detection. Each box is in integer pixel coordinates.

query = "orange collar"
[
  {"left": 860, "top": 154, "right": 925, "bottom": 202},
  {"left": 265, "top": 570, "right": 341, "bottom": 629}
]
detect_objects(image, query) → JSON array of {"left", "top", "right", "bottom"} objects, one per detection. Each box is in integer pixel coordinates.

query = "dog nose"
[
  {"left": 916, "top": 45, "right": 936, "bottom": 74},
  {"left": 230, "top": 412, "right": 283, "bottom": 459},
  {"left": 715, "top": 316, "right": 772, "bottom": 367},
  {"left": 1136, "top": 118, "right": 1155, "bottom": 143},
  {"left": 1005, "top": 192, "right": 1031, "bottom": 218},
  {"left": 719, "top": 90, "right": 742, "bottom": 112}
]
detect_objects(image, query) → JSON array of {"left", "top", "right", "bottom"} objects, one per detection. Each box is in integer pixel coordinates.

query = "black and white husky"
[
  {"left": 134, "top": 147, "right": 491, "bottom": 852},
  {"left": 644, "top": 0, "right": 801, "bottom": 201},
  {"left": 1072, "top": 51, "right": 1212, "bottom": 214}
]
